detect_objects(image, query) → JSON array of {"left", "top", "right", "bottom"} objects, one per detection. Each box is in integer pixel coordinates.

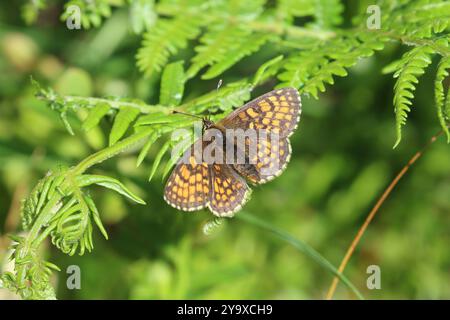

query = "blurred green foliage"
[{"left": 0, "top": 0, "right": 449, "bottom": 299}]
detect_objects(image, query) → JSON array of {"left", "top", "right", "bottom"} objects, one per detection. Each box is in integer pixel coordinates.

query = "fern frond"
[
  {"left": 278, "top": 32, "right": 384, "bottom": 98},
  {"left": 186, "top": 25, "right": 253, "bottom": 79},
  {"left": 109, "top": 107, "right": 140, "bottom": 146},
  {"left": 314, "top": 0, "right": 344, "bottom": 28},
  {"left": 435, "top": 56, "right": 450, "bottom": 141},
  {"left": 383, "top": 46, "right": 434, "bottom": 148},
  {"left": 136, "top": 16, "right": 202, "bottom": 77},
  {"left": 202, "top": 33, "right": 272, "bottom": 80}
]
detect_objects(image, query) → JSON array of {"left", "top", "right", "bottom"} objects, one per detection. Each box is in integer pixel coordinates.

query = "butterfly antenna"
[{"left": 172, "top": 110, "right": 203, "bottom": 120}]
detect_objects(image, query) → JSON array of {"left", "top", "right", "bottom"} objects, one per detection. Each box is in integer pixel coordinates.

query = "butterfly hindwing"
[
  {"left": 164, "top": 141, "right": 210, "bottom": 211},
  {"left": 208, "top": 164, "right": 251, "bottom": 217},
  {"left": 233, "top": 136, "right": 292, "bottom": 184}
]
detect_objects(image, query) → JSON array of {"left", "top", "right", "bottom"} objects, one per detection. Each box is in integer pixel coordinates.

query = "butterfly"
[{"left": 164, "top": 87, "right": 301, "bottom": 217}]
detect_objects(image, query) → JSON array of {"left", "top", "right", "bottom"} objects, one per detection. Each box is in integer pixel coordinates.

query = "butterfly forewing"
[{"left": 219, "top": 87, "right": 301, "bottom": 138}]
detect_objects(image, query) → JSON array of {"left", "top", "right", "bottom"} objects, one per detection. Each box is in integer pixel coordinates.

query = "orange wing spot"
[
  {"left": 172, "top": 186, "right": 178, "bottom": 193},
  {"left": 280, "top": 149, "right": 285, "bottom": 156},
  {"left": 260, "top": 102, "right": 271, "bottom": 112},
  {"left": 230, "top": 196, "right": 236, "bottom": 202},
  {"left": 246, "top": 108, "right": 259, "bottom": 118},
  {"left": 181, "top": 166, "right": 190, "bottom": 179},
  {"left": 219, "top": 187, "right": 225, "bottom": 194},
  {"left": 197, "top": 196, "right": 203, "bottom": 202},
  {"left": 196, "top": 173, "right": 202, "bottom": 181},
  {"left": 196, "top": 183, "right": 203, "bottom": 191},
  {"left": 285, "top": 122, "right": 290, "bottom": 128},
  {"left": 182, "top": 189, "right": 189, "bottom": 198},
  {"left": 221, "top": 194, "right": 227, "bottom": 201},
  {"left": 280, "top": 95, "right": 287, "bottom": 101},
  {"left": 269, "top": 96, "right": 277, "bottom": 102},
  {"left": 272, "top": 119, "right": 280, "bottom": 126},
  {"left": 204, "top": 186, "right": 209, "bottom": 194},
  {"left": 216, "top": 194, "right": 221, "bottom": 200},
  {"left": 280, "top": 106, "right": 289, "bottom": 112},
  {"left": 189, "top": 185, "right": 195, "bottom": 194},
  {"left": 266, "top": 111, "right": 273, "bottom": 118},
  {"left": 262, "top": 118, "right": 271, "bottom": 125},
  {"left": 189, "top": 156, "right": 197, "bottom": 167},
  {"left": 249, "top": 122, "right": 255, "bottom": 129},
  {"left": 189, "top": 195, "right": 195, "bottom": 202},
  {"left": 285, "top": 114, "right": 292, "bottom": 120},
  {"left": 275, "top": 113, "right": 284, "bottom": 120},
  {"left": 174, "top": 175, "right": 181, "bottom": 184},
  {"left": 218, "top": 202, "right": 224, "bottom": 208},
  {"left": 238, "top": 112, "right": 248, "bottom": 119},
  {"left": 189, "top": 175, "right": 195, "bottom": 183},
  {"left": 214, "top": 181, "right": 220, "bottom": 192},
  {"left": 177, "top": 188, "right": 183, "bottom": 197},
  {"left": 226, "top": 188, "right": 232, "bottom": 195}
]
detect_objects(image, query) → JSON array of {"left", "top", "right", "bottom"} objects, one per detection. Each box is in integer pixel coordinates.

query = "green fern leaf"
[
  {"left": 160, "top": 61, "right": 185, "bottom": 106},
  {"left": 136, "top": 130, "right": 160, "bottom": 167},
  {"left": 136, "top": 16, "right": 202, "bottom": 77},
  {"left": 385, "top": 46, "right": 434, "bottom": 148},
  {"left": 253, "top": 55, "right": 284, "bottom": 86},
  {"left": 77, "top": 174, "right": 146, "bottom": 204},
  {"left": 202, "top": 33, "right": 271, "bottom": 79},
  {"left": 435, "top": 56, "right": 450, "bottom": 142},
  {"left": 186, "top": 25, "right": 252, "bottom": 79},
  {"left": 82, "top": 103, "right": 111, "bottom": 131},
  {"left": 109, "top": 107, "right": 141, "bottom": 146},
  {"left": 148, "top": 139, "right": 171, "bottom": 181}
]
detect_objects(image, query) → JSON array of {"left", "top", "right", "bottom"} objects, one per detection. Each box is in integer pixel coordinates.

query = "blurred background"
[{"left": 0, "top": 1, "right": 449, "bottom": 299}]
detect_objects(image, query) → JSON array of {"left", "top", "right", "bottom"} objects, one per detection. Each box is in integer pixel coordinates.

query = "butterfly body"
[{"left": 164, "top": 87, "right": 301, "bottom": 217}]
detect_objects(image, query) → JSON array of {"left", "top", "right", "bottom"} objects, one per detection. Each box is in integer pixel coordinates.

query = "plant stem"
[
  {"left": 72, "top": 127, "right": 154, "bottom": 175},
  {"left": 325, "top": 131, "right": 444, "bottom": 300}
]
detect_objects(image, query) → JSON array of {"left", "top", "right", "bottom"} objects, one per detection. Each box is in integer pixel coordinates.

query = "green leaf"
[
  {"left": 434, "top": 56, "right": 450, "bottom": 142},
  {"left": 136, "top": 16, "right": 202, "bottom": 77},
  {"left": 390, "top": 46, "right": 434, "bottom": 148},
  {"left": 160, "top": 61, "right": 185, "bottom": 106},
  {"left": 136, "top": 131, "right": 160, "bottom": 167},
  {"left": 82, "top": 103, "right": 110, "bottom": 131},
  {"left": 109, "top": 107, "right": 141, "bottom": 146},
  {"left": 76, "top": 175, "right": 146, "bottom": 204},
  {"left": 148, "top": 139, "right": 171, "bottom": 181},
  {"left": 253, "top": 55, "right": 284, "bottom": 86},
  {"left": 202, "top": 34, "right": 271, "bottom": 79},
  {"left": 129, "top": 0, "right": 157, "bottom": 34}
]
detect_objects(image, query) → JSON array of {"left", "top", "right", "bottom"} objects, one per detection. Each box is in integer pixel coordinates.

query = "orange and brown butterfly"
[{"left": 163, "top": 87, "right": 301, "bottom": 217}]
